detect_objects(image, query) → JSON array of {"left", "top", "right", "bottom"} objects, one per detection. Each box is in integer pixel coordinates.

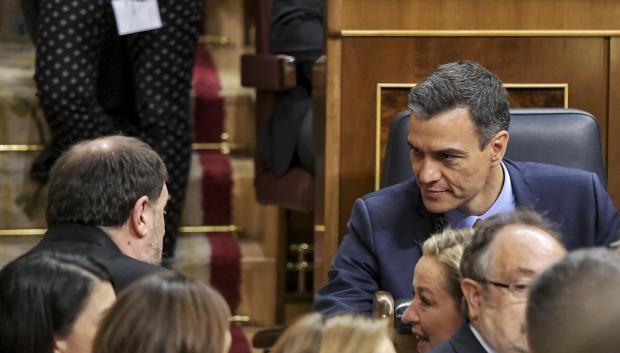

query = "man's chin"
[{"left": 421, "top": 197, "right": 457, "bottom": 214}]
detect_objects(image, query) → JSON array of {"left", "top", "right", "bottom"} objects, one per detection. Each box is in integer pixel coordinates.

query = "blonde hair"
[
  {"left": 93, "top": 272, "right": 230, "bottom": 353},
  {"left": 318, "top": 315, "right": 392, "bottom": 353},
  {"left": 422, "top": 227, "right": 474, "bottom": 304},
  {"left": 271, "top": 313, "right": 324, "bottom": 353}
]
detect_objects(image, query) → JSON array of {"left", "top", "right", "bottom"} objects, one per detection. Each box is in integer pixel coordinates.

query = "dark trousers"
[{"left": 33, "top": 0, "right": 204, "bottom": 257}]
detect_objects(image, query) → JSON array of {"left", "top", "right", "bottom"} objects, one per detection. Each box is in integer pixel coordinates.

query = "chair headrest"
[{"left": 381, "top": 108, "right": 606, "bottom": 189}]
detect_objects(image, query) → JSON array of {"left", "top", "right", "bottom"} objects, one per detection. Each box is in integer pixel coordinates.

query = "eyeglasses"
[{"left": 478, "top": 278, "right": 532, "bottom": 297}]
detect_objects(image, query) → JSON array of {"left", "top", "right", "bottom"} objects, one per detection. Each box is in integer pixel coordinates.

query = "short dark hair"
[
  {"left": 408, "top": 60, "right": 510, "bottom": 148},
  {"left": 46, "top": 135, "right": 168, "bottom": 227},
  {"left": 527, "top": 248, "right": 620, "bottom": 353},
  {"left": 0, "top": 251, "right": 110, "bottom": 353},
  {"left": 460, "top": 209, "right": 561, "bottom": 283},
  {"left": 94, "top": 272, "right": 231, "bottom": 353}
]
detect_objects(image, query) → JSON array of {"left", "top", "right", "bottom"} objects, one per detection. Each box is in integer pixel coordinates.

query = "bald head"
[
  {"left": 461, "top": 210, "right": 565, "bottom": 283},
  {"left": 489, "top": 224, "right": 566, "bottom": 281},
  {"left": 47, "top": 135, "right": 167, "bottom": 227},
  {"left": 459, "top": 210, "right": 566, "bottom": 353}
]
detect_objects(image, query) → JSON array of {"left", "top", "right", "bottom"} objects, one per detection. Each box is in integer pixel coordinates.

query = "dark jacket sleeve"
[
  {"left": 592, "top": 172, "right": 620, "bottom": 245},
  {"left": 313, "top": 198, "right": 380, "bottom": 315}
]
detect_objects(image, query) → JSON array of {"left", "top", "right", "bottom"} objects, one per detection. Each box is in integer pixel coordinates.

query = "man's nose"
[
  {"left": 401, "top": 301, "right": 420, "bottom": 324},
  {"left": 416, "top": 159, "right": 441, "bottom": 184}
]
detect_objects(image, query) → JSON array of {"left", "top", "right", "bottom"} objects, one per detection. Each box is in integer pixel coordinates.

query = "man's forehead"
[
  {"left": 489, "top": 225, "right": 565, "bottom": 272},
  {"left": 408, "top": 108, "right": 480, "bottom": 144}
]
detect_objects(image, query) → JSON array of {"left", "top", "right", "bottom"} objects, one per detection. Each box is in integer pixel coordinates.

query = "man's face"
[
  {"left": 474, "top": 225, "right": 566, "bottom": 353},
  {"left": 408, "top": 107, "right": 507, "bottom": 215},
  {"left": 143, "top": 184, "right": 168, "bottom": 265}
]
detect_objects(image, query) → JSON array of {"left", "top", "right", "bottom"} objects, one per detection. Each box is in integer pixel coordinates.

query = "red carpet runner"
[{"left": 192, "top": 43, "right": 250, "bottom": 353}]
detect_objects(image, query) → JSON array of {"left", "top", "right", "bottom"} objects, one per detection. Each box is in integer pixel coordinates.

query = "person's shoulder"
[
  {"left": 359, "top": 178, "right": 419, "bottom": 205},
  {"left": 105, "top": 253, "right": 168, "bottom": 291},
  {"left": 508, "top": 160, "right": 595, "bottom": 183}
]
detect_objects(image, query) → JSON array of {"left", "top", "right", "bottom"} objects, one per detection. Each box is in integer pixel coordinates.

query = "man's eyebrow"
[
  {"left": 407, "top": 142, "right": 467, "bottom": 157},
  {"left": 436, "top": 148, "right": 467, "bottom": 157},
  {"left": 413, "top": 286, "right": 428, "bottom": 296},
  {"left": 513, "top": 267, "right": 537, "bottom": 277}
]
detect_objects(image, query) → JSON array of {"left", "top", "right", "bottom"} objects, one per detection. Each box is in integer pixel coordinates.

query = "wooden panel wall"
[
  {"left": 315, "top": 0, "right": 620, "bottom": 288},
  {"left": 338, "top": 0, "right": 620, "bottom": 30}
]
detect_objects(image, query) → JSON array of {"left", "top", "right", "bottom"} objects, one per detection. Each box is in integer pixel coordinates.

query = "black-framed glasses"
[{"left": 479, "top": 278, "right": 531, "bottom": 297}]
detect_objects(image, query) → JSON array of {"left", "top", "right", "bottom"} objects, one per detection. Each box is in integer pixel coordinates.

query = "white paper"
[{"left": 111, "top": 0, "right": 163, "bottom": 36}]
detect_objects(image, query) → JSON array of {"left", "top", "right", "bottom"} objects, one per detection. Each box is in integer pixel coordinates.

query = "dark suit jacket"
[
  {"left": 428, "top": 324, "right": 487, "bottom": 353},
  {"left": 259, "top": 0, "right": 324, "bottom": 175},
  {"left": 314, "top": 159, "right": 620, "bottom": 314},
  {"left": 28, "top": 223, "right": 166, "bottom": 292},
  {"left": 270, "top": 0, "right": 324, "bottom": 63}
]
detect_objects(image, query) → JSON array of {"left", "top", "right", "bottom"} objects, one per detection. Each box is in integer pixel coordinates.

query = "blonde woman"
[
  {"left": 319, "top": 314, "right": 395, "bottom": 353},
  {"left": 402, "top": 227, "right": 474, "bottom": 352},
  {"left": 271, "top": 313, "right": 324, "bottom": 353},
  {"left": 94, "top": 272, "right": 231, "bottom": 353}
]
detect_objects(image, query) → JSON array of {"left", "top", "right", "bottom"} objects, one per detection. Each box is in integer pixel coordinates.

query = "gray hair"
[
  {"left": 408, "top": 60, "right": 510, "bottom": 149},
  {"left": 460, "top": 209, "right": 561, "bottom": 282},
  {"left": 459, "top": 210, "right": 562, "bottom": 318}
]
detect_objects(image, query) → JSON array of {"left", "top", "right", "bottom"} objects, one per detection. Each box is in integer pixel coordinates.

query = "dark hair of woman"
[{"left": 0, "top": 251, "right": 111, "bottom": 353}]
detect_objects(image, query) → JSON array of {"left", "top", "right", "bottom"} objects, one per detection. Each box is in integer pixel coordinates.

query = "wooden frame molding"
[
  {"left": 0, "top": 225, "right": 245, "bottom": 237},
  {"left": 0, "top": 142, "right": 247, "bottom": 154},
  {"left": 339, "top": 30, "right": 620, "bottom": 37}
]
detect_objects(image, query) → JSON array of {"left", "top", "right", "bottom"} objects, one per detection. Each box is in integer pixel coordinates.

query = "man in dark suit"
[
  {"left": 27, "top": 135, "right": 168, "bottom": 292},
  {"left": 428, "top": 211, "right": 566, "bottom": 353},
  {"left": 20, "top": 0, "right": 200, "bottom": 263},
  {"left": 527, "top": 248, "right": 620, "bottom": 353},
  {"left": 314, "top": 61, "right": 620, "bottom": 314}
]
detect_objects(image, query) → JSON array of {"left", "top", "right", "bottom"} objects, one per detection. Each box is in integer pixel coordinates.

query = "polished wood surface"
[
  {"left": 338, "top": 36, "right": 608, "bottom": 237},
  {"left": 337, "top": 0, "right": 620, "bottom": 30},
  {"left": 317, "top": 0, "right": 620, "bottom": 292}
]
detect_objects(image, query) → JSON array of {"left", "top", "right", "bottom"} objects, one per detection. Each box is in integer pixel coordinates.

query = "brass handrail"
[
  {"left": 0, "top": 225, "right": 245, "bottom": 237},
  {"left": 0, "top": 142, "right": 247, "bottom": 153}
]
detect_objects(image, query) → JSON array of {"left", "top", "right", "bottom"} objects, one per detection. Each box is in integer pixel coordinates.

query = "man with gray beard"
[
  {"left": 27, "top": 135, "right": 168, "bottom": 292},
  {"left": 428, "top": 210, "right": 566, "bottom": 353}
]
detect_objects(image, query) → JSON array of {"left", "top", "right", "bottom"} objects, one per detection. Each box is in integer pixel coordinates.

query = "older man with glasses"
[{"left": 428, "top": 210, "right": 566, "bottom": 353}]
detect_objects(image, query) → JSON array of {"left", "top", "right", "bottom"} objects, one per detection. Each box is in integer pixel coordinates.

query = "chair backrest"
[
  {"left": 255, "top": 0, "right": 274, "bottom": 54},
  {"left": 382, "top": 108, "right": 606, "bottom": 189}
]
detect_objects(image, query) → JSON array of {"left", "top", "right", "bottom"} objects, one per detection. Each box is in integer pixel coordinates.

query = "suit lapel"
[
  {"left": 503, "top": 159, "right": 539, "bottom": 209},
  {"left": 450, "top": 324, "right": 488, "bottom": 353}
]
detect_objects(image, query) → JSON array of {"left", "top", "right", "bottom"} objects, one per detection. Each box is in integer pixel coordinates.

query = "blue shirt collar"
[{"left": 445, "top": 161, "right": 515, "bottom": 228}]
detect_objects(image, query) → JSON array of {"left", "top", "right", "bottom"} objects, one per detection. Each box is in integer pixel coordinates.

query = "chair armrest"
[
  {"left": 374, "top": 291, "right": 395, "bottom": 326},
  {"left": 252, "top": 326, "right": 285, "bottom": 349},
  {"left": 241, "top": 54, "right": 297, "bottom": 91},
  {"left": 374, "top": 291, "right": 413, "bottom": 334}
]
